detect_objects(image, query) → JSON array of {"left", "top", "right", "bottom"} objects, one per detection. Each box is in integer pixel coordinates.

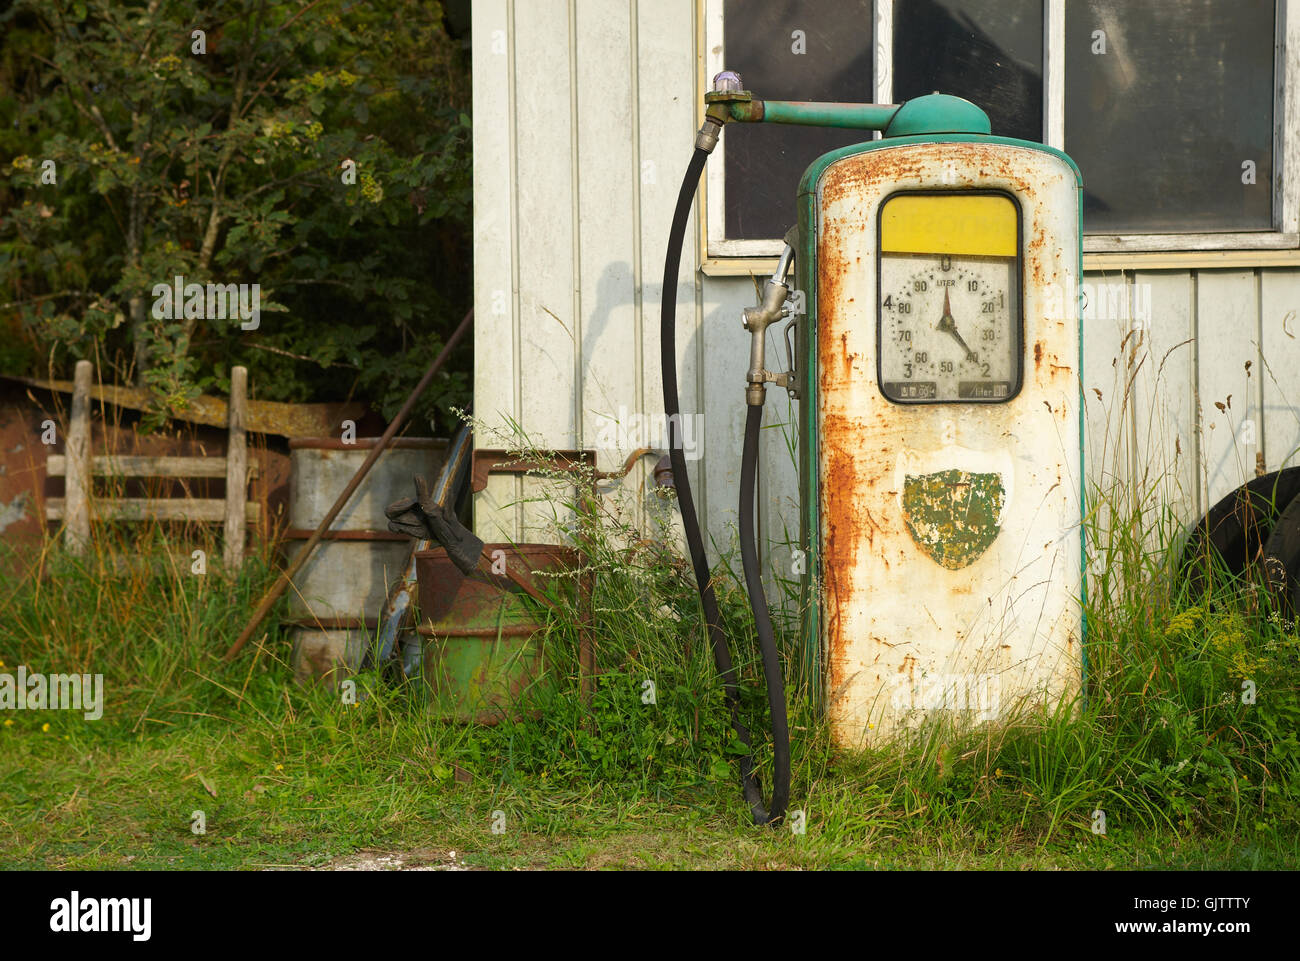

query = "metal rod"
[
  {"left": 729, "top": 99, "right": 900, "bottom": 130},
  {"left": 222, "top": 307, "right": 474, "bottom": 663}
]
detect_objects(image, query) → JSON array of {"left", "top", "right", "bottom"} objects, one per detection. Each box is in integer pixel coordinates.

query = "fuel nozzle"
[{"left": 742, "top": 245, "right": 796, "bottom": 407}]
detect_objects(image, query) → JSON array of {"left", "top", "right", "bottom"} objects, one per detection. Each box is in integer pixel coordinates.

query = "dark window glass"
[
  {"left": 723, "top": 0, "right": 873, "bottom": 241},
  {"left": 893, "top": 0, "right": 1043, "bottom": 143},
  {"left": 1065, "top": 0, "right": 1274, "bottom": 233}
]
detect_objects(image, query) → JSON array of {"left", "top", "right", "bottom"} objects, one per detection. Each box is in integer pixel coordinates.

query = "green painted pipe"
[
  {"left": 722, "top": 93, "right": 991, "bottom": 137},
  {"left": 731, "top": 99, "right": 899, "bottom": 130}
]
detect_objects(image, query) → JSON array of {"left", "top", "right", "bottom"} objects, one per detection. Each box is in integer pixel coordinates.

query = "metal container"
[
  {"left": 287, "top": 437, "right": 448, "bottom": 533},
  {"left": 290, "top": 628, "right": 369, "bottom": 690},
  {"left": 286, "top": 437, "right": 447, "bottom": 682},
  {"left": 415, "top": 544, "right": 579, "bottom": 724}
]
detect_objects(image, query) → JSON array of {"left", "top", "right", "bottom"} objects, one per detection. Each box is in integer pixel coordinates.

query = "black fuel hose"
[
  {"left": 739, "top": 403, "right": 791, "bottom": 820},
  {"left": 661, "top": 146, "right": 790, "bottom": 825}
]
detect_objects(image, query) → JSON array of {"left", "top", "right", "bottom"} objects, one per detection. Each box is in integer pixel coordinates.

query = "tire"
[{"left": 1179, "top": 467, "right": 1300, "bottom": 596}]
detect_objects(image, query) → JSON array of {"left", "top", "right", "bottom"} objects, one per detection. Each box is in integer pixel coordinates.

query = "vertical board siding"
[
  {"left": 471, "top": 0, "right": 520, "bottom": 542},
  {"left": 575, "top": 1, "right": 642, "bottom": 525},
  {"left": 636, "top": 0, "right": 704, "bottom": 537},
  {"left": 1261, "top": 269, "right": 1300, "bottom": 470},
  {"left": 1080, "top": 270, "right": 1135, "bottom": 585},
  {"left": 1196, "top": 271, "right": 1262, "bottom": 510},
  {"left": 1131, "top": 271, "right": 1198, "bottom": 534},
  {"left": 699, "top": 287, "right": 750, "bottom": 556},
  {"left": 512, "top": 0, "right": 579, "bottom": 540},
  {"left": 473, "top": 3, "right": 1300, "bottom": 564}
]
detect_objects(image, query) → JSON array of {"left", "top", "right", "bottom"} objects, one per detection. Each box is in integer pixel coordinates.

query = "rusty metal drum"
[
  {"left": 415, "top": 544, "right": 580, "bottom": 724},
  {"left": 286, "top": 437, "right": 447, "bottom": 681}
]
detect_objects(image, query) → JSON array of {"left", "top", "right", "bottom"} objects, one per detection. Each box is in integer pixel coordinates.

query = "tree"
[{"left": 0, "top": 0, "right": 472, "bottom": 430}]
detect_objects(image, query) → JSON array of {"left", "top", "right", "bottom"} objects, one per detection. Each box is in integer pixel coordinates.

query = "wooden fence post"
[
  {"left": 223, "top": 366, "right": 248, "bottom": 571},
  {"left": 65, "top": 359, "right": 93, "bottom": 555}
]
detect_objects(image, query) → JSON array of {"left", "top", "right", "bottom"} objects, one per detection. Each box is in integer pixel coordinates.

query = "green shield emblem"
[{"left": 902, "top": 468, "right": 1005, "bottom": 570}]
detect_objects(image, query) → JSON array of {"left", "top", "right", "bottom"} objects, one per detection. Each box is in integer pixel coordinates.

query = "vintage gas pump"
[{"left": 662, "top": 73, "right": 1083, "bottom": 824}]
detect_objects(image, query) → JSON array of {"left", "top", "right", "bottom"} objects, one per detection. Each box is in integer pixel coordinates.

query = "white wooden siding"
[{"left": 472, "top": 0, "right": 1300, "bottom": 568}]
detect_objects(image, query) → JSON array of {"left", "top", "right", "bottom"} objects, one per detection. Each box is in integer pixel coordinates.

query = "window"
[
  {"left": 893, "top": 0, "right": 1043, "bottom": 144},
  {"left": 1065, "top": 0, "right": 1274, "bottom": 234},
  {"left": 720, "top": 0, "right": 874, "bottom": 245},
  {"left": 704, "top": 0, "right": 1297, "bottom": 261}
]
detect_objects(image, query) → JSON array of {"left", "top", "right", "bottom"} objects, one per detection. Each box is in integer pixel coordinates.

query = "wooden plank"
[
  {"left": 756, "top": 378, "right": 802, "bottom": 604},
  {"left": 1043, "top": 0, "right": 1065, "bottom": 148},
  {"left": 874, "top": 0, "right": 893, "bottom": 106},
  {"left": 1085, "top": 232, "right": 1299, "bottom": 253},
  {"left": 1085, "top": 249, "right": 1300, "bottom": 271},
  {"left": 224, "top": 365, "right": 248, "bottom": 570},
  {"left": 575, "top": 0, "right": 644, "bottom": 528},
  {"left": 513, "top": 0, "right": 578, "bottom": 542},
  {"left": 46, "top": 454, "right": 257, "bottom": 479},
  {"left": 46, "top": 499, "right": 259, "bottom": 523},
  {"left": 1080, "top": 270, "right": 1135, "bottom": 578},
  {"left": 470, "top": 0, "right": 520, "bottom": 540},
  {"left": 1276, "top": 1, "right": 1300, "bottom": 235},
  {"left": 702, "top": 0, "right": 727, "bottom": 258},
  {"left": 638, "top": 0, "right": 706, "bottom": 552},
  {"left": 700, "top": 279, "right": 752, "bottom": 557},
  {"left": 1131, "top": 271, "right": 1199, "bottom": 533},
  {"left": 65, "top": 359, "right": 92, "bottom": 555},
  {"left": 708, "top": 248, "right": 1300, "bottom": 275},
  {"left": 4, "top": 374, "right": 360, "bottom": 438},
  {"left": 1260, "top": 269, "right": 1300, "bottom": 470},
  {"left": 1196, "top": 270, "right": 1262, "bottom": 509}
]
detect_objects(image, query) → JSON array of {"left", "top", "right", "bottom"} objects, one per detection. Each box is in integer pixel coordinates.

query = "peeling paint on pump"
[{"left": 798, "top": 137, "right": 1085, "bottom": 748}]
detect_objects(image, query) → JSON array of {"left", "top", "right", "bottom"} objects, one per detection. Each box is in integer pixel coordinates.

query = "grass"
[{"left": 2, "top": 441, "right": 1299, "bottom": 871}]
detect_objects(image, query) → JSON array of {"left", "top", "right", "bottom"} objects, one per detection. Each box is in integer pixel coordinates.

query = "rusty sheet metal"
[
  {"left": 814, "top": 140, "right": 1082, "bottom": 748},
  {"left": 469, "top": 448, "right": 597, "bottom": 493},
  {"left": 416, "top": 544, "right": 581, "bottom": 724},
  {"left": 4, "top": 374, "right": 364, "bottom": 438}
]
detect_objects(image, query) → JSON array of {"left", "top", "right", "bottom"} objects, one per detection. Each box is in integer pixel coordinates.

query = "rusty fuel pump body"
[
  {"left": 663, "top": 75, "right": 1083, "bottom": 822},
  {"left": 793, "top": 124, "right": 1084, "bottom": 748}
]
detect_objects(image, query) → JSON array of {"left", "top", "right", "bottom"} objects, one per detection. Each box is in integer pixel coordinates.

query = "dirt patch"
[{"left": 306, "top": 849, "right": 474, "bottom": 871}]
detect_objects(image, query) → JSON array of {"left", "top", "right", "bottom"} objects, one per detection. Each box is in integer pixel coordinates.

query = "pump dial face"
[{"left": 878, "top": 252, "right": 1020, "bottom": 403}]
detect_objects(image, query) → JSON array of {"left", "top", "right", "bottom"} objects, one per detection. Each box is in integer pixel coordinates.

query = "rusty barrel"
[
  {"left": 416, "top": 544, "right": 579, "bottom": 723},
  {"left": 286, "top": 436, "right": 447, "bottom": 685}
]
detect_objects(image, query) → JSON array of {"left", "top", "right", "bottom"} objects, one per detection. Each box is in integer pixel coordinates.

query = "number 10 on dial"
[{"left": 877, "top": 192, "right": 1022, "bottom": 404}]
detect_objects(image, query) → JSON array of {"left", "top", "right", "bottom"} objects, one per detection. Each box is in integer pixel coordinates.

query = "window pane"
[
  {"left": 893, "top": 0, "right": 1043, "bottom": 143},
  {"left": 723, "top": 0, "right": 873, "bottom": 241},
  {"left": 1065, "top": 0, "right": 1274, "bottom": 234}
]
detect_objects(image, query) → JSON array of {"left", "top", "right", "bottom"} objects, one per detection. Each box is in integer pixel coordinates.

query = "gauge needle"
[{"left": 936, "top": 290, "right": 976, "bottom": 361}]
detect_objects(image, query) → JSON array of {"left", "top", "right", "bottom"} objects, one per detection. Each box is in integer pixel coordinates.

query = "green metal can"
[{"left": 415, "top": 544, "right": 580, "bottom": 724}]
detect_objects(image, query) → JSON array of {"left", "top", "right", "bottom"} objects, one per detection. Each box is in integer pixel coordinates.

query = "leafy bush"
[{"left": 0, "top": 0, "right": 472, "bottom": 431}]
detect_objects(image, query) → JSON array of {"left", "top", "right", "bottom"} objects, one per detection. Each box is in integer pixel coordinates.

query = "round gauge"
[
  {"left": 876, "top": 192, "right": 1022, "bottom": 404},
  {"left": 879, "top": 254, "right": 1019, "bottom": 402}
]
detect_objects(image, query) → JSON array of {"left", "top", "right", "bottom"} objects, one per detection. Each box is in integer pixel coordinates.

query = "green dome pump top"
[
  {"left": 883, "top": 93, "right": 990, "bottom": 136},
  {"left": 702, "top": 72, "right": 990, "bottom": 139}
]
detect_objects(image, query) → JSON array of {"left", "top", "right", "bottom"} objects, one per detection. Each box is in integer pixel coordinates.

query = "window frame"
[{"left": 701, "top": 0, "right": 1300, "bottom": 267}]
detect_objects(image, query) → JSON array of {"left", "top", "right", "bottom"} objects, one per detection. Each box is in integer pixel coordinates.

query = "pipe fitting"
[
  {"left": 743, "top": 279, "right": 790, "bottom": 406},
  {"left": 695, "top": 116, "right": 724, "bottom": 153}
]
